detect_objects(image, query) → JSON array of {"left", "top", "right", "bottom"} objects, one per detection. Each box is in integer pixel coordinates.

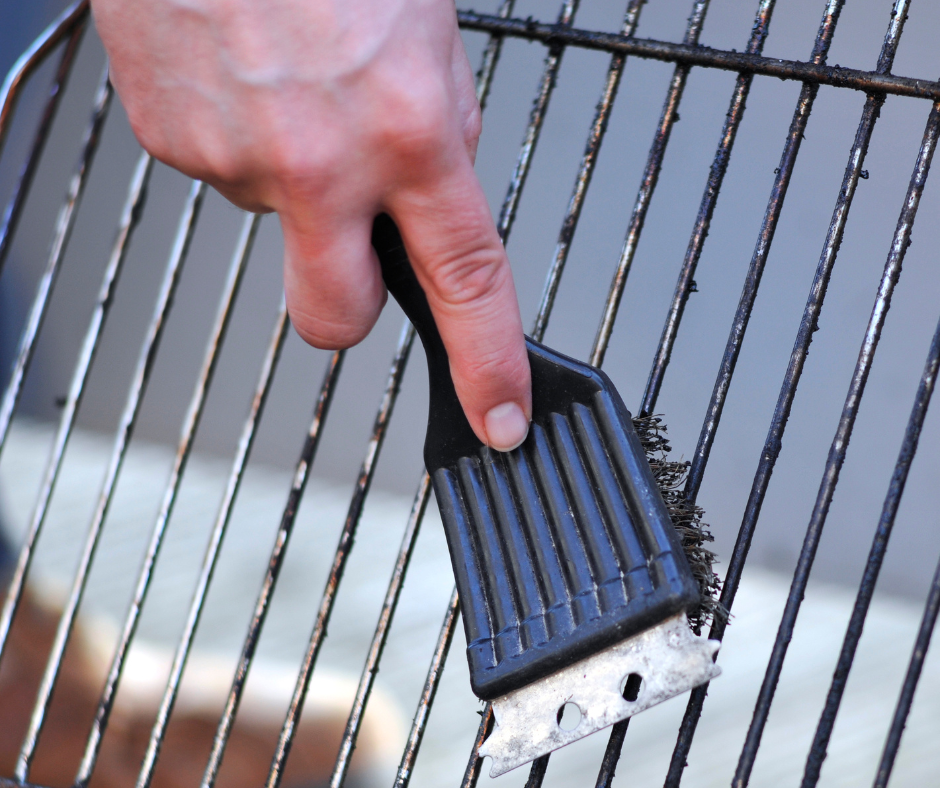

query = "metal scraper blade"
[{"left": 478, "top": 613, "right": 720, "bottom": 776}]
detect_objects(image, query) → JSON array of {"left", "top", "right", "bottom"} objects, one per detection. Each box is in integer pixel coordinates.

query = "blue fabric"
[
  {"left": 0, "top": 523, "right": 12, "bottom": 574},
  {"left": 0, "top": 1, "right": 71, "bottom": 79},
  {"left": 0, "top": 2, "right": 69, "bottom": 580}
]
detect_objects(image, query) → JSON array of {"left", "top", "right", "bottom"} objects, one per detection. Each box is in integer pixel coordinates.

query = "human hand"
[{"left": 90, "top": 0, "right": 531, "bottom": 450}]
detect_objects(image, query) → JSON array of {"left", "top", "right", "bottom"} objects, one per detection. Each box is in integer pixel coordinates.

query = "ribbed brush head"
[{"left": 431, "top": 340, "right": 700, "bottom": 699}]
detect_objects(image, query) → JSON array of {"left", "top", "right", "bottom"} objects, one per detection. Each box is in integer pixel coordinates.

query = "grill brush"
[{"left": 372, "top": 214, "right": 721, "bottom": 776}]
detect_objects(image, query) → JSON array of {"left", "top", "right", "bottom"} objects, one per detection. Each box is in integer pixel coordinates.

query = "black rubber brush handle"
[{"left": 371, "top": 214, "right": 482, "bottom": 467}]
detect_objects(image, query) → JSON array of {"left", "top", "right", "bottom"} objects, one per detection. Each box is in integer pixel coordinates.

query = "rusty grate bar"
[
  {"left": 0, "top": 151, "right": 152, "bottom": 688},
  {"left": 14, "top": 179, "right": 207, "bottom": 779},
  {"left": 531, "top": 0, "right": 647, "bottom": 344},
  {"left": 683, "top": 0, "right": 844, "bottom": 504},
  {"left": 641, "top": 0, "right": 775, "bottom": 415},
  {"left": 136, "top": 293, "right": 289, "bottom": 788},
  {"left": 264, "top": 321, "right": 415, "bottom": 788},
  {"left": 473, "top": 0, "right": 517, "bottom": 111},
  {"left": 0, "top": 20, "right": 85, "bottom": 278},
  {"left": 393, "top": 586, "right": 459, "bottom": 788},
  {"left": 457, "top": 8, "right": 940, "bottom": 101},
  {"left": 734, "top": 89, "right": 940, "bottom": 788},
  {"left": 76, "top": 213, "right": 258, "bottom": 786},
  {"left": 495, "top": 0, "right": 580, "bottom": 242},
  {"left": 0, "top": 0, "right": 89, "bottom": 155},
  {"left": 804, "top": 197, "right": 940, "bottom": 788},
  {"left": 327, "top": 466, "right": 433, "bottom": 788},
  {"left": 198, "top": 349, "right": 345, "bottom": 788},
  {"left": 665, "top": 2, "right": 912, "bottom": 782},
  {"left": 875, "top": 502, "right": 940, "bottom": 787},
  {"left": 588, "top": 0, "right": 709, "bottom": 370},
  {"left": 0, "top": 65, "right": 112, "bottom": 457}
]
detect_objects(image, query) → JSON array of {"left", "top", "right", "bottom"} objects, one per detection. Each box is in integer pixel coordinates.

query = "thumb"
[
  {"left": 389, "top": 160, "right": 531, "bottom": 452},
  {"left": 281, "top": 209, "right": 387, "bottom": 351}
]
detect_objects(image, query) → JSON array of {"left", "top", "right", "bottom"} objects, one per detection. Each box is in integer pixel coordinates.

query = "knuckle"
[
  {"left": 199, "top": 141, "right": 244, "bottom": 185},
  {"left": 461, "top": 339, "right": 524, "bottom": 384},
  {"left": 428, "top": 241, "right": 508, "bottom": 310},
  {"left": 266, "top": 133, "right": 335, "bottom": 188},
  {"left": 378, "top": 83, "right": 451, "bottom": 162}
]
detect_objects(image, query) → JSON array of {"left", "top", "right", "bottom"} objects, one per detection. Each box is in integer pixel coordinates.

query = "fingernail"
[{"left": 484, "top": 402, "right": 529, "bottom": 452}]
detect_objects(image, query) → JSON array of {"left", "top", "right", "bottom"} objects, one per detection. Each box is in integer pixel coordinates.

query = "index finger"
[{"left": 388, "top": 158, "right": 531, "bottom": 452}]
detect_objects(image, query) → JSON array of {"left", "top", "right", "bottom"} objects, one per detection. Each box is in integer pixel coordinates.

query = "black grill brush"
[{"left": 373, "top": 215, "right": 723, "bottom": 775}]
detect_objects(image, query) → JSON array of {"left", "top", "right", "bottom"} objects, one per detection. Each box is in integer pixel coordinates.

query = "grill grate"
[{"left": 1, "top": 1, "right": 940, "bottom": 787}]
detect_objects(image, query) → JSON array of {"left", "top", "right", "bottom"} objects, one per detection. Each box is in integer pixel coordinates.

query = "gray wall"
[{"left": 2, "top": 0, "right": 940, "bottom": 600}]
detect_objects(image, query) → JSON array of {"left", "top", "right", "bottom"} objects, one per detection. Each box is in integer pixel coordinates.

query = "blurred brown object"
[
  {"left": 0, "top": 584, "right": 401, "bottom": 788},
  {"left": 0, "top": 584, "right": 104, "bottom": 788}
]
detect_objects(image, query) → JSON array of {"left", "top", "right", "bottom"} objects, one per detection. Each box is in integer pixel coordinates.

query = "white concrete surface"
[{"left": 1, "top": 420, "right": 938, "bottom": 787}]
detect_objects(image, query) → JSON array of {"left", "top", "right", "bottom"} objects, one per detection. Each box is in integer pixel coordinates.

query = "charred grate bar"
[
  {"left": 1, "top": 1, "right": 940, "bottom": 787},
  {"left": 456, "top": 8, "right": 940, "bottom": 100}
]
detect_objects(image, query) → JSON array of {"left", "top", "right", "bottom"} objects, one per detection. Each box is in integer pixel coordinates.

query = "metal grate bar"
[
  {"left": 589, "top": 0, "right": 708, "bottom": 369},
  {"left": 641, "top": 0, "right": 776, "bottom": 415},
  {"left": 0, "top": 0, "right": 89, "bottom": 156},
  {"left": 310, "top": 4, "right": 584, "bottom": 780},
  {"left": 806, "top": 202, "right": 940, "bottom": 788},
  {"left": 531, "top": 0, "right": 646, "bottom": 344},
  {"left": 473, "top": 0, "right": 516, "bottom": 111},
  {"left": 75, "top": 212, "right": 259, "bottom": 786},
  {"left": 534, "top": 0, "right": 716, "bottom": 777},
  {"left": 463, "top": 0, "right": 595, "bottom": 777},
  {"left": 265, "top": 322, "right": 416, "bottom": 788},
  {"left": 732, "top": 92, "right": 940, "bottom": 788},
  {"left": 874, "top": 502, "right": 940, "bottom": 787},
  {"left": 463, "top": 0, "right": 605, "bottom": 779},
  {"left": 199, "top": 349, "right": 345, "bottom": 788},
  {"left": 589, "top": 0, "right": 732, "bottom": 775},
  {"left": 337, "top": 10, "right": 521, "bottom": 785},
  {"left": 496, "top": 0, "right": 579, "bottom": 243},
  {"left": 393, "top": 586, "right": 459, "bottom": 788},
  {"left": 0, "top": 150, "right": 152, "bottom": 675},
  {"left": 666, "top": 1, "right": 911, "bottom": 780},
  {"left": 683, "top": 0, "right": 842, "bottom": 505},
  {"left": 0, "top": 21, "right": 85, "bottom": 278},
  {"left": 0, "top": 66, "right": 112, "bottom": 457},
  {"left": 459, "top": 704, "right": 493, "bottom": 788},
  {"left": 15, "top": 179, "right": 206, "bottom": 778},
  {"left": 329, "top": 470, "right": 433, "bottom": 788},
  {"left": 136, "top": 289, "right": 288, "bottom": 788},
  {"left": 457, "top": 9, "right": 940, "bottom": 101},
  {"left": 522, "top": 754, "right": 549, "bottom": 788},
  {"left": 593, "top": 714, "right": 629, "bottom": 788}
]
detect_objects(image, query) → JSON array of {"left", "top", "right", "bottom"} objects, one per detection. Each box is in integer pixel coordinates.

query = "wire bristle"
[{"left": 632, "top": 415, "right": 727, "bottom": 635}]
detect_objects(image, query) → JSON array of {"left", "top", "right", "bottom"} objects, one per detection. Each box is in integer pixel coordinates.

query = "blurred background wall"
[{"left": 2, "top": 0, "right": 939, "bottom": 604}]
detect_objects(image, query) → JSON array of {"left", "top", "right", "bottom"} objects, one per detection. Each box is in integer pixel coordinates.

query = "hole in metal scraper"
[
  {"left": 621, "top": 672, "right": 643, "bottom": 702},
  {"left": 556, "top": 702, "right": 581, "bottom": 731}
]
